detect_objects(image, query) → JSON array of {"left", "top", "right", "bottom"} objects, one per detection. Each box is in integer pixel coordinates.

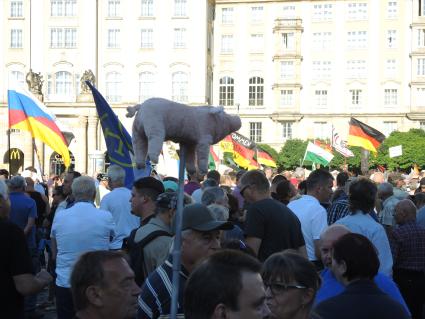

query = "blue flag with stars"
[{"left": 87, "top": 81, "right": 151, "bottom": 189}]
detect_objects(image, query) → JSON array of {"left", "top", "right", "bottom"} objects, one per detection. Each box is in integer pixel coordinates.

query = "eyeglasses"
[
  {"left": 239, "top": 184, "right": 252, "bottom": 197},
  {"left": 264, "top": 282, "right": 307, "bottom": 295}
]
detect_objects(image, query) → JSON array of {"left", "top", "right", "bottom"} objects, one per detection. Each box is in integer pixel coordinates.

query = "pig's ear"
[{"left": 209, "top": 106, "right": 224, "bottom": 114}]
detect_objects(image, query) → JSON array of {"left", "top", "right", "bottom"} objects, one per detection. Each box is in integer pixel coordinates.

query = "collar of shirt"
[{"left": 164, "top": 256, "right": 189, "bottom": 279}]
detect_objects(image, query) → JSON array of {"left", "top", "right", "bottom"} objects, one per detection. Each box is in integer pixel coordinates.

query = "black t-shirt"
[
  {"left": 0, "top": 219, "right": 33, "bottom": 319},
  {"left": 244, "top": 198, "right": 305, "bottom": 262},
  {"left": 27, "top": 191, "right": 46, "bottom": 228}
]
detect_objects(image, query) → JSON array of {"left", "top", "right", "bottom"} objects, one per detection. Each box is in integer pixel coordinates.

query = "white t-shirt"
[
  {"left": 100, "top": 187, "right": 140, "bottom": 249},
  {"left": 288, "top": 195, "right": 328, "bottom": 261},
  {"left": 51, "top": 202, "right": 116, "bottom": 288}
]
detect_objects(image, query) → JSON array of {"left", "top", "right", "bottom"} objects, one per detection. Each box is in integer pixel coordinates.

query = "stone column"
[
  {"left": 75, "top": 116, "right": 88, "bottom": 173},
  {"left": 87, "top": 116, "right": 98, "bottom": 175}
]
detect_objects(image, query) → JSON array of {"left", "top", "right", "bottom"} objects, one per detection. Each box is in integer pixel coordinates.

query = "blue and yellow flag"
[{"left": 87, "top": 82, "right": 150, "bottom": 188}]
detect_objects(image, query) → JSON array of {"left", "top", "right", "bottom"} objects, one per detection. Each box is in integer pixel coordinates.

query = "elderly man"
[
  {"left": 71, "top": 251, "right": 141, "bottom": 319},
  {"left": 51, "top": 176, "right": 116, "bottom": 319},
  {"left": 390, "top": 199, "right": 425, "bottom": 319},
  {"left": 0, "top": 180, "right": 53, "bottom": 319},
  {"left": 378, "top": 182, "right": 400, "bottom": 228},
  {"left": 137, "top": 203, "right": 232, "bottom": 319},
  {"left": 288, "top": 169, "right": 333, "bottom": 268},
  {"left": 56, "top": 171, "right": 82, "bottom": 212},
  {"left": 184, "top": 250, "right": 270, "bottom": 319},
  {"left": 315, "top": 225, "right": 410, "bottom": 315},
  {"left": 100, "top": 165, "right": 140, "bottom": 249},
  {"left": 335, "top": 178, "right": 393, "bottom": 276},
  {"left": 240, "top": 170, "right": 306, "bottom": 261}
]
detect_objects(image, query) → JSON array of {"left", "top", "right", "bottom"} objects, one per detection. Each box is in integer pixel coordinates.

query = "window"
[
  {"left": 221, "top": 35, "right": 233, "bottom": 53},
  {"left": 10, "top": 29, "right": 22, "bottom": 48},
  {"left": 174, "top": 0, "right": 187, "bottom": 17},
  {"left": 174, "top": 28, "right": 186, "bottom": 48},
  {"left": 106, "top": 72, "right": 122, "bottom": 103},
  {"left": 55, "top": 71, "right": 72, "bottom": 96},
  {"left": 219, "top": 77, "right": 234, "bottom": 106},
  {"left": 141, "top": 29, "right": 153, "bottom": 48},
  {"left": 108, "top": 0, "right": 120, "bottom": 17},
  {"left": 312, "top": 32, "right": 332, "bottom": 49},
  {"left": 107, "top": 29, "right": 120, "bottom": 48},
  {"left": 418, "top": 58, "right": 425, "bottom": 76},
  {"left": 282, "top": 5, "right": 296, "bottom": 18},
  {"left": 50, "top": 28, "right": 76, "bottom": 48},
  {"left": 347, "top": 31, "right": 367, "bottom": 49},
  {"left": 347, "top": 2, "right": 367, "bottom": 20},
  {"left": 282, "top": 121, "right": 293, "bottom": 139},
  {"left": 251, "top": 6, "right": 263, "bottom": 22},
  {"left": 222, "top": 7, "right": 233, "bottom": 24},
  {"left": 387, "top": 1, "right": 397, "bottom": 18},
  {"left": 350, "top": 89, "right": 362, "bottom": 105},
  {"left": 313, "top": 3, "right": 333, "bottom": 21},
  {"left": 282, "top": 32, "right": 295, "bottom": 50},
  {"left": 312, "top": 61, "right": 332, "bottom": 79},
  {"left": 387, "top": 30, "right": 397, "bottom": 48},
  {"left": 385, "top": 59, "right": 396, "bottom": 77},
  {"left": 280, "top": 90, "right": 293, "bottom": 107},
  {"left": 346, "top": 60, "right": 366, "bottom": 78},
  {"left": 249, "top": 122, "right": 262, "bottom": 142},
  {"left": 384, "top": 89, "right": 398, "bottom": 106},
  {"left": 172, "top": 72, "right": 188, "bottom": 102},
  {"left": 10, "top": 1, "right": 23, "bottom": 17},
  {"left": 416, "top": 88, "right": 425, "bottom": 105},
  {"left": 250, "top": 34, "right": 264, "bottom": 53},
  {"left": 51, "top": 0, "right": 76, "bottom": 17},
  {"left": 139, "top": 72, "right": 154, "bottom": 102},
  {"left": 315, "top": 90, "right": 328, "bottom": 108},
  {"left": 141, "top": 0, "right": 153, "bottom": 16},
  {"left": 383, "top": 121, "right": 397, "bottom": 136},
  {"left": 248, "top": 77, "right": 264, "bottom": 106},
  {"left": 280, "top": 61, "right": 294, "bottom": 79},
  {"left": 314, "top": 122, "right": 328, "bottom": 140},
  {"left": 9, "top": 71, "right": 25, "bottom": 87},
  {"left": 418, "top": 29, "right": 425, "bottom": 48}
]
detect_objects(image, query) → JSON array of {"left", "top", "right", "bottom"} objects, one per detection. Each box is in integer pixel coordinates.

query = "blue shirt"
[
  {"left": 51, "top": 202, "right": 116, "bottom": 288},
  {"left": 335, "top": 211, "right": 393, "bottom": 276},
  {"left": 417, "top": 206, "right": 425, "bottom": 229},
  {"left": 9, "top": 192, "right": 37, "bottom": 249},
  {"left": 315, "top": 269, "right": 410, "bottom": 317}
]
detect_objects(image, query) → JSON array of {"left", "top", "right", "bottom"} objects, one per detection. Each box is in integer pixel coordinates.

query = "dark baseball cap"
[
  {"left": 133, "top": 176, "right": 165, "bottom": 194},
  {"left": 177, "top": 203, "right": 233, "bottom": 233}
]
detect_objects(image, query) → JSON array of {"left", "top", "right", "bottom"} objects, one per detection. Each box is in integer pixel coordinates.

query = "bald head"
[
  {"left": 319, "top": 225, "right": 351, "bottom": 268},
  {"left": 394, "top": 199, "right": 417, "bottom": 224}
]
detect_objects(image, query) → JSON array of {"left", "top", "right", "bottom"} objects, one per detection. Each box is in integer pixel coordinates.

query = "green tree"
[
  {"left": 371, "top": 129, "right": 425, "bottom": 171},
  {"left": 277, "top": 139, "right": 308, "bottom": 170},
  {"left": 330, "top": 146, "right": 363, "bottom": 172},
  {"left": 257, "top": 143, "right": 279, "bottom": 162}
]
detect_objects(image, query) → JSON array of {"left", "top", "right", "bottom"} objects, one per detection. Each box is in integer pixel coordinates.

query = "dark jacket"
[{"left": 314, "top": 279, "right": 410, "bottom": 319}]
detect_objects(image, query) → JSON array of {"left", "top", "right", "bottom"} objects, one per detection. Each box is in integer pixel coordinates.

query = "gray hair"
[
  {"left": 378, "top": 182, "right": 394, "bottom": 196},
  {"left": 72, "top": 176, "right": 96, "bottom": 201},
  {"left": 0, "top": 180, "right": 8, "bottom": 200},
  {"left": 107, "top": 165, "right": 125, "bottom": 184},
  {"left": 201, "top": 187, "right": 227, "bottom": 206},
  {"left": 208, "top": 204, "right": 229, "bottom": 222},
  {"left": 8, "top": 176, "right": 26, "bottom": 190}
]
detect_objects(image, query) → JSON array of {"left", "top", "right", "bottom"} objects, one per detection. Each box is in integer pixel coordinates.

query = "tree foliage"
[
  {"left": 257, "top": 143, "right": 279, "bottom": 161},
  {"left": 277, "top": 139, "right": 308, "bottom": 170},
  {"left": 370, "top": 129, "right": 425, "bottom": 171}
]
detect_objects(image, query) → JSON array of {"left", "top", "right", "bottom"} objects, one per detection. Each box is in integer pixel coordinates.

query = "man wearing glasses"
[{"left": 239, "top": 170, "right": 306, "bottom": 262}]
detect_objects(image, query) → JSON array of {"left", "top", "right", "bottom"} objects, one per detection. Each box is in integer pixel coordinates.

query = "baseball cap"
[
  {"left": 133, "top": 176, "right": 165, "bottom": 194},
  {"left": 156, "top": 192, "right": 178, "bottom": 209},
  {"left": 163, "top": 180, "right": 178, "bottom": 192},
  {"left": 177, "top": 203, "right": 233, "bottom": 233}
]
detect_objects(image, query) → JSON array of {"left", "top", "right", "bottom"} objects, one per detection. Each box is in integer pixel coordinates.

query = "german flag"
[
  {"left": 256, "top": 148, "right": 277, "bottom": 168},
  {"left": 347, "top": 118, "right": 385, "bottom": 153},
  {"left": 233, "top": 140, "right": 259, "bottom": 170}
]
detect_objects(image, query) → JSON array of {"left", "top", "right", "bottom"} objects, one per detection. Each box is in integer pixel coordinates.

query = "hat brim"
[{"left": 191, "top": 221, "right": 234, "bottom": 232}]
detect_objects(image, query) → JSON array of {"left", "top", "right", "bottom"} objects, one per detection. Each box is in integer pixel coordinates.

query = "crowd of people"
[{"left": 1, "top": 164, "right": 425, "bottom": 319}]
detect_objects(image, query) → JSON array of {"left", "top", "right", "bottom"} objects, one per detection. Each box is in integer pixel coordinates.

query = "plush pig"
[{"left": 126, "top": 98, "right": 241, "bottom": 175}]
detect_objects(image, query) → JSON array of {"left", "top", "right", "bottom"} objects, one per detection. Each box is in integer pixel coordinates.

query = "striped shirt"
[{"left": 137, "top": 257, "right": 188, "bottom": 319}]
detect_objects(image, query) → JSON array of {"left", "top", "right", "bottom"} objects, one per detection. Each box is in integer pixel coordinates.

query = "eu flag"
[{"left": 87, "top": 81, "right": 151, "bottom": 189}]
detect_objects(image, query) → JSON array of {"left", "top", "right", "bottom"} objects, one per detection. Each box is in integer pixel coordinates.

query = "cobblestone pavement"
[{"left": 34, "top": 287, "right": 56, "bottom": 319}]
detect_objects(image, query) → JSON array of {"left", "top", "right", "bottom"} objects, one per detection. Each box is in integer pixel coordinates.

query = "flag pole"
[
  {"left": 7, "top": 129, "right": 11, "bottom": 176},
  {"left": 170, "top": 144, "right": 186, "bottom": 319}
]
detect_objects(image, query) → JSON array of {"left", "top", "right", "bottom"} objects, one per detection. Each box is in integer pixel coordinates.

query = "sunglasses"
[
  {"left": 264, "top": 282, "right": 307, "bottom": 295},
  {"left": 240, "top": 184, "right": 252, "bottom": 197}
]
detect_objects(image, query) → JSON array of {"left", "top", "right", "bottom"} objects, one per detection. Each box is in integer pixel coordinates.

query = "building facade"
[{"left": 0, "top": 0, "right": 424, "bottom": 176}]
